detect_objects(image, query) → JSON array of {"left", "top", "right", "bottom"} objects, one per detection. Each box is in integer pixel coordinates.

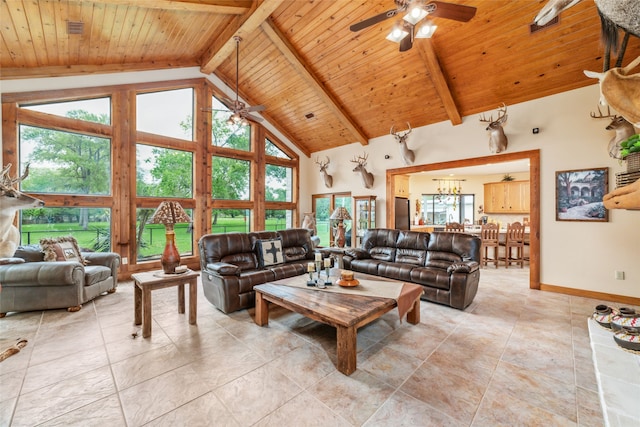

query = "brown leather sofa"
[
  {"left": 198, "top": 228, "right": 316, "bottom": 313},
  {"left": 342, "top": 229, "right": 481, "bottom": 310}
]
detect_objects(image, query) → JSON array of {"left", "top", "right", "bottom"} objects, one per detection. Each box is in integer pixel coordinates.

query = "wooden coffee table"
[{"left": 254, "top": 278, "right": 421, "bottom": 375}]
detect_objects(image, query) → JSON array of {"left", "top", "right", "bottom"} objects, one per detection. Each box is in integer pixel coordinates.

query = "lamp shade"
[
  {"left": 149, "top": 201, "right": 191, "bottom": 229},
  {"left": 330, "top": 207, "right": 352, "bottom": 221},
  {"left": 149, "top": 201, "right": 191, "bottom": 274}
]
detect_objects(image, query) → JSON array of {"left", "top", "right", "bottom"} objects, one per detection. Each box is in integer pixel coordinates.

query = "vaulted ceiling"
[{"left": 2, "top": 0, "right": 639, "bottom": 157}]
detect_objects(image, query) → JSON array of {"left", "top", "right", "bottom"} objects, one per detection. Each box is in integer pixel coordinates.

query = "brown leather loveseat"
[
  {"left": 198, "top": 228, "right": 316, "bottom": 313},
  {"left": 342, "top": 229, "right": 481, "bottom": 309}
]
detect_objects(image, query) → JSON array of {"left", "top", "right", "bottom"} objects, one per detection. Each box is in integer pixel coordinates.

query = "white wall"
[
  {"left": 3, "top": 72, "right": 638, "bottom": 298},
  {"left": 304, "top": 85, "right": 639, "bottom": 298}
]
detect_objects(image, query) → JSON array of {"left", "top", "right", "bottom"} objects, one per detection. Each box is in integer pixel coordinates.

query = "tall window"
[
  {"left": 17, "top": 98, "right": 113, "bottom": 251},
  {"left": 3, "top": 79, "right": 299, "bottom": 271},
  {"left": 421, "top": 194, "right": 474, "bottom": 225}
]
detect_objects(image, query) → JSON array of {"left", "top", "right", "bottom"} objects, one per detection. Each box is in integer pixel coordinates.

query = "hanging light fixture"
[
  {"left": 386, "top": 20, "right": 410, "bottom": 43},
  {"left": 415, "top": 19, "right": 437, "bottom": 38}
]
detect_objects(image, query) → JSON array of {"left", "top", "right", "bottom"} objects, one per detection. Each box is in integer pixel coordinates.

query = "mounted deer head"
[
  {"left": 584, "top": 55, "right": 640, "bottom": 127},
  {"left": 390, "top": 122, "right": 415, "bottom": 165},
  {"left": 590, "top": 106, "right": 636, "bottom": 159},
  {"left": 479, "top": 103, "right": 509, "bottom": 154},
  {"left": 1, "top": 163, "right": 45, "bottom": 258},
  {"left": 351, "top": 153, "right": 374, "bottom": 189},
  {"left": 314, "top": 156, "right": 333, "bottom": 188}
]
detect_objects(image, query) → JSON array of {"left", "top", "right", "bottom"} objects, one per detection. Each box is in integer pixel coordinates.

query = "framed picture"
[{"left": 556, "top": 167, "right": 608, "bottom": 222}]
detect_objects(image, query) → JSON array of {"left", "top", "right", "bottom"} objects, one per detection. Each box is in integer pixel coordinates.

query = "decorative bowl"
[
  {"left": 336, "top": 278, "right": 359, "bottom": 287},
  {"left": 592, "top": 304, "right": 617, "bottom": 329},
  {"left": 613, "top": 326, "right": 640, "bottom": 352},
  {"left": 611, "top": 307, "right": 639, "bottom": 331}
]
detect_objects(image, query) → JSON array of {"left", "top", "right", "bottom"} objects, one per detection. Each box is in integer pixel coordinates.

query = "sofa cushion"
[
  {"left": 14, "top": 244, "right": 45, "bottom": 262},
  {"left": 257, "top": 238, "right": 284, "bottom": 267},
  {"left": 277, "top": 228, "right": 314, "bottom": 262},
  {"left": 40, "top": 236, "right": 86, "bottom": 264},
  {"left": 84, "top": 265, "right": 112, "bottom": 286},
  {"left": 221, "top": 253, "right": 258, "bottom": 271}
]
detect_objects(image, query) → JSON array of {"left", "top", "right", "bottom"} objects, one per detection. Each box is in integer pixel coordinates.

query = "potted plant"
[{"left": 620, "top": 134, "right": 640, "bottom": 172}]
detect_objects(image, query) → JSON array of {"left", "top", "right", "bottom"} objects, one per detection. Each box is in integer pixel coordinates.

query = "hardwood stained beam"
[
  {"left": 261, "top": 18, "right": 369, "bottom": 147},
  {"left": 199, "top": 0, "right": 284, "bottom": 74},
  {"left": 88, "top": 0, "right": 252, "bottom": 14},
  {"left": 416, "top": 40, "right": 462, "bottom": 126},
  {"left": 0, "top": 61, "right": 199, "bottom": 80}
]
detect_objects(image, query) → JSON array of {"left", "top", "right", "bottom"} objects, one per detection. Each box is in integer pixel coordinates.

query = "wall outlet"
[
  {"left": 615, "top": 270, "right": 624, "bottom": 280},
  {"left": 122, "top": 257, "right": 128, "bottom": 265}
]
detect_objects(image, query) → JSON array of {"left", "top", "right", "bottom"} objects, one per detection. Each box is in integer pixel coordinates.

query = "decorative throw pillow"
[
  {"left": 40, "top": 236, "right": 86, "bottom": 264},
  {"left": 257, "top": 238, "right": 284, "bottom": 267}
]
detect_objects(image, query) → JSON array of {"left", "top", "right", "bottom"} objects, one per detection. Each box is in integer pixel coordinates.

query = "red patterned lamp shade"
[{"left": 149, "top": 201, "right": 192, "bottom": 274}]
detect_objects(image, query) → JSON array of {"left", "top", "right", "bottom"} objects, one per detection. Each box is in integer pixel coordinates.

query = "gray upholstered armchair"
[{"left": 0, "top": 245, "right": 120, "bottom": 317}]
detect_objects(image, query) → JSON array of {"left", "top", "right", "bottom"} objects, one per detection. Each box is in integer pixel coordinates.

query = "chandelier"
[{"left": 433, "top": 179, "right": 465, "bottom": 209}]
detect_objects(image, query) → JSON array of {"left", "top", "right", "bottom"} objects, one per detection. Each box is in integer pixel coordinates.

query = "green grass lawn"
[{"left": 21, "top": 216, "right": 291, "bottom": 259}]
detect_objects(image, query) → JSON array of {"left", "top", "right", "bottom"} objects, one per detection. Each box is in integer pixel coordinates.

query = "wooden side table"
[{"left": 132, "top": 270, "right": 199, "bottom": 338}]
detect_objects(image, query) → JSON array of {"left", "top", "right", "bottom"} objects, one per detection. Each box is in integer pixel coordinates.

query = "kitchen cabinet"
[
  {"left": 352, "top": 195, "right": 376, "bottom": 247},
  {"left": 484, "top": 181, "right": 530, "bottom": 213},
  {"left": 394, "top": 175, "right": 410, "bottom": 197}
]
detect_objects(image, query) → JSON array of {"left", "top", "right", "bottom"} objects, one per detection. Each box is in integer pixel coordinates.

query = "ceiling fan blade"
[
  {"left": 245, "top": 105, "right": 266, "bottom": 112},
  {"left": 202, "top": 107, "right": 231, "bottom": 112},
  {"left": 428, "top": 1, "right": 477, "bottom": 22},
  {"left": 244, "top": 112, "right": 263, "bottom": 122},
  {"left": 350, "top": 8, "right": 401, "bottom": 32},
  {"left": 399, "top": 33, "right": 413, "bottom": 52}
]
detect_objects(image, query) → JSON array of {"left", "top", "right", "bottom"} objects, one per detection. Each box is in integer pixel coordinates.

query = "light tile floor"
[{"left": 0, "top": 267, "right": 629, "bottom": 426}]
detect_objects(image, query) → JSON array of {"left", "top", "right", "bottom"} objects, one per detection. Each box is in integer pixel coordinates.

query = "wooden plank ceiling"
[{"left": 2, "top": 0, "right": 639, "bottom": 157}]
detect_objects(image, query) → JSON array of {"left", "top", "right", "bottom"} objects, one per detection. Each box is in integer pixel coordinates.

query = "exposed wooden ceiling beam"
[
  {"left": 417, "top": 40, "right": 462, "bottom": 126},
  {"left": 199, "top": 0, "right": 284, "bottom": 74},
  {"left": 91, "top": 0, "right": 252, "bottom": 14},
  {"left": 260, "top": 18, "right": 369, "bottom": 147},
  {"left": 0, "top": 61, "right": 199, "bottom": 80}
]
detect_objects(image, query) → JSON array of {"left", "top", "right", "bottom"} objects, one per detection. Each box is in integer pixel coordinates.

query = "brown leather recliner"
[
  {"left": 343, "top": 229, "right": 481, "bottom": 309},
  {"left": 198, "top": 228, "right": 316, "bottom": 313}
]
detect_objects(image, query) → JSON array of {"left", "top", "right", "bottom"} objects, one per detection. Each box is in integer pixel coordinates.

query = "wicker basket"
[
  {"left": 615, "top": 171, "right": 640, "bottom": 188},
  {"left": 626, "top": 152, "right": 640, "bottom": 173}
]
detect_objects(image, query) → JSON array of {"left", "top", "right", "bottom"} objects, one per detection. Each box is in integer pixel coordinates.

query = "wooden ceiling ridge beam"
[
  {"left": 91, "top": 0, "right": 252, "bottom": 14},
  {"left": 199, "top": 0, "right": 284, "bottom": 74},
  {"left": 417, "top": 40, "right": 462, "bottom": 126},
  {"left": 260, "top": 18, "right": 369, "bottom": 148}
]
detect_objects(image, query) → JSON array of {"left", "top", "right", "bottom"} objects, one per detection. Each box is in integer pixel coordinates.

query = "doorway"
[{"left": 386, "top": 150, "right": 540, "bottom": 290}]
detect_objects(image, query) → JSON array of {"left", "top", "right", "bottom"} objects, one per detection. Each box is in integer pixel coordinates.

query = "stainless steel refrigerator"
[{"left": 394, "top": 197, "right": 410, "bottom": 230}]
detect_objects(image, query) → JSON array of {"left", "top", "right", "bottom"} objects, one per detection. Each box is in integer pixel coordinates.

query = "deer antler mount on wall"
[
  {"left": 351, "top": 153, "right": 374, "bottom": 189},
  {"left": 590, "top": 106, "right": 636, "bottom": 159},
  {"left": 390, "top": 123, "right": 415, "bottom": 165},
  {"left": 315, "top": 156, "right": 333, "bottom": 188},
  {"left": 479, "top": 103, "right": 509, "bottom": 154}
]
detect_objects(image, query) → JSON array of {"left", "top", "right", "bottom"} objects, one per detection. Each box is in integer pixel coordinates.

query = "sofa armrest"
[
  {"left": 83, "top": 252, "right": 120, "bottom": 269},
  {"left": 0, "top": 261, "right": 84, "bottom": 286},
  {"left": 344, "top": 248, "right": 370, "bottom": 260},
  {"left": 205, "top": 262, "right": 240, "bottom": 276},
  {"left": 447, "top": 261, "right": 479, "bottom": 274}
]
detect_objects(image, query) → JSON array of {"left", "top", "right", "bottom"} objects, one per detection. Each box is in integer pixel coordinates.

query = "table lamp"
[
  {"left": 149, "top": 201, "right": 192, "bottom": 274},
  {"left": 330, "top": 206, "right": 351, "bottom": 248}
]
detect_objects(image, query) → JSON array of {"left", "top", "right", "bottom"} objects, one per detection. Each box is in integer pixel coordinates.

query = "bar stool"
[
  {"left": 445, "top": 222, "right": 465, "bottom": 232},
  {"left": 480, "top": 223, "right": 499, "bottom": 268},
  {"left": 501, "top": 221, "right": 525, "bottom": 268}
]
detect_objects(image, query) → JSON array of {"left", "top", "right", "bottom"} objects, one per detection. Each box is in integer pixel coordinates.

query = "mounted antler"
[
  {"left": 314, "top": 156, "right": 333, "bottom": 188},
  {"left": 590, "top": 106, "right": 636, "bottom": 159},
  {"left": 1, "top": 163, "right": 45, "bottom": 258},
  {"left": 351, "top": 153, "right": 374, "bottom": 189},
  {"left": 479, "top": 103, "right": 509, "bottom": 154},
  {"left": 390, "top": 122, "right": 415, "bottom": 165}
]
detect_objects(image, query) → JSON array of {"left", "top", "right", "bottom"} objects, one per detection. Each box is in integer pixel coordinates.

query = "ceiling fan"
[
  {"left": 350, "top": 0, "right": 477, "bottom": 52},
  {"left": 206, "top": 36, "right": 265, "bottom": 126}
]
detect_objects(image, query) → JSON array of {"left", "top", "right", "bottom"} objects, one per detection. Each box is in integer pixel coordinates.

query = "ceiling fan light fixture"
[
  {"left": 415, "top": 20, "right": 437, "bottom": 38},
  {"left": 403, "top": 6, "right": 428, "bottom": 25},
  {"left": 386, "top": 21, "right": 409, "bottom": 43}
]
